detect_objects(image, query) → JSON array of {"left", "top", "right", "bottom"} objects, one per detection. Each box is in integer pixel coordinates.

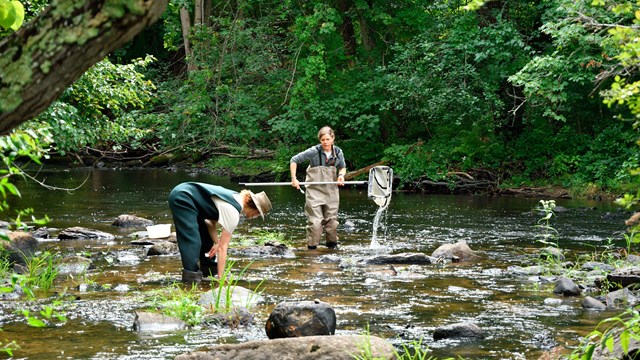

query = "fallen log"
[{"left": 346, "top": 160, "right": 388, "bottom": 180}]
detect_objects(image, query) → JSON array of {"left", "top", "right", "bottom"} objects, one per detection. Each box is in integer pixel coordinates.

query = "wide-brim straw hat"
[{"left": 250, "top": 191, "right": 272, "bottom": 220}]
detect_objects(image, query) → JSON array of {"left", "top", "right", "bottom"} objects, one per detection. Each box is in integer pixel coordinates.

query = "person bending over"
[{"left": 168, "top": 182, "right": 272, "bottom": 283}]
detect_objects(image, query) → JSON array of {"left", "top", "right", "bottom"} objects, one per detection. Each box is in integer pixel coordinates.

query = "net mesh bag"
[{"left": 368, "top": 166, "right": 393, "bottom": 208}]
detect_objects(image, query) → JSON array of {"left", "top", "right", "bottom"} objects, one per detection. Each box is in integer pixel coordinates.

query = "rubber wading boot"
[
  {"left": 326, "top": 242, "right": 339, "bottom": 249},
  {"left": 200, "top": 263, "right": 218, "bottom": 279},
  {"left": 182, "top": 269, "right": 203, "bottom": 283}
]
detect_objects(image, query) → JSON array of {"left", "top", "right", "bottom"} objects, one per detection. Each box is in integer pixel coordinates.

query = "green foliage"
[
  {"left": 148, "top": 283, "right": 204, "bottom": 326},
  {"left": 570, "top": 306, "right": 640, "bottom": 359},
  {"left": 209, "top": 260, "right": 264, "bottom": 314},
  {"left": 30, "top": 56, "right": 156, "bottom": 154},
  {"left": 19, "top": 299, "right": 68, "bottom": 328},
  {"left": 205, "top": 147, "right": 281, "bottom": 176},
  {"left": 21, "top": 251, "right": 60, "bottom": 293},
  {"left": 5, "top": 0, "right": 636, "bottom": 195},
  {"left": 534, "top": 199, "right": 559, "bottom": 247},
  {"left": 352, "top": 325, "right": 451, "bottom": 360},
  {"left": 0, "top": 0, "right": 24, "bottom": 31},
  {"left": 252, "top": 230, "right": 294, "bottom": 247},
  {"left": 0, "top": 128, "right": 51, "bottom": 229},
  {"left": 0, "top": 247, "right": 11, "bottom": 281},
  {"left": 0, "top": 332, "right": 19, "bottom": 357},
  {"left": 393, "top": 338, "right": 453, "bottom": 360},
  {"left": 383, "top": 143, "right": 449, "bottom": 185},
  {"left": 509, "top": 0, "right": 616, "bottom": 122}
]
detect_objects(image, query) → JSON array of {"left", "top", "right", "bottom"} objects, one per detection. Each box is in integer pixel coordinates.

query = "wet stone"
[
  {"left": 133, "top": 311, "right": 187, "bottom": 332},
  {"left": 265, "top": 300, "right": 336, "bottom": 339},
  {"left": 582, "top": 296, "right": 606, "bottom": 310},
  {"left": 433, "top": 322, "right": 484, "bottom": 341},
  {"left": 112, "top": 214, "right": 154, "bottom": 227},
  {"left": 58, "top": 227, "right": 115, "bottom": 240},
  {"left": 553, "top": 276, "right": 581, "bottom": 297}
]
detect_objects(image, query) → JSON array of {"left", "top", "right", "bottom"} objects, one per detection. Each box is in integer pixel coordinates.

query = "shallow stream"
[{"left": 0, "top": 168, "right": 631, "bottom": 359}]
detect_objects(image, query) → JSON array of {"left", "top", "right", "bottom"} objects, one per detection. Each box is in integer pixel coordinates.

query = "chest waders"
[
  {"left": 304, "top": 166, "right": 339, "bottom": 247},
  {"left": 168, "top": 182, "right": 240, "bottom": 280}
]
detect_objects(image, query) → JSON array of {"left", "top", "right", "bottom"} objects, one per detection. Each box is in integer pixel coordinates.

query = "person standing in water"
[
  {"left": 290, "top": 126, "right": 347, "bottom": 250},
  {"left": 168, "top": 182, "right": 272, "bottom": 283}
]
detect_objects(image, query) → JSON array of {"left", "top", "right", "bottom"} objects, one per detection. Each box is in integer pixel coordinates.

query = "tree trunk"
[
  {"left": 0, "top": 0, "right": 168, "bottom": 135},
  {"left": 358, "top": 12, "right": 375, "bottom": 52},
  {"left": 336, "top": 0, "right": 356, "bottom": 60},
  {"left": 180, "top": 7, "right": 197, "bottom": 72},
  {"left": 194, "top": 0, "right": 204, "bottom": 25},
  {"left": 203, "top": 0, "right": 212, "bottom": 26}
]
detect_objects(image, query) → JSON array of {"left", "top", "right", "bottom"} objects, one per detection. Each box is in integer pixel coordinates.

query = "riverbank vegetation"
[
  {"left": 1, "top": 0, "right": 640, "bottom": 358},
  {"left": 2, "top": 0, "right": 639, "bottom": 198}
]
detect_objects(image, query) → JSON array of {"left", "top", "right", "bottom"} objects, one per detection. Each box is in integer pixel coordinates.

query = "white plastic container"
[{"left": 146, "top": 224, "right": 172, "bottom": 238}]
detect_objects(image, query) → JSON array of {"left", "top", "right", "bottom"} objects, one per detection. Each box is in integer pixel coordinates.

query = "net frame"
[{"left": 367, "top": 166, "right": 393, "bottom": 208}]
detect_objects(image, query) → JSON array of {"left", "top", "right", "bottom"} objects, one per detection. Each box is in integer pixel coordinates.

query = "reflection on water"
[{"left": 0, "top": 168, "right": 631, "bottom": 359}]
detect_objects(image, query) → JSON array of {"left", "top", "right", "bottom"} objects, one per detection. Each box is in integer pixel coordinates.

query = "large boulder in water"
[
  {"left": 265, "top": 300, "right": 336, "bottom": 339},
  {"left": 431, "top": 241, "right": 477, "bottom": 262},
  {"left": 3, "top": 231, "right": 38, "bottom": 265}
]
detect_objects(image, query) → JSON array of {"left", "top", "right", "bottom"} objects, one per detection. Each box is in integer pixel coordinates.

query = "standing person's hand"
[
  {"left": 290, "top": 162, "right": 301, "bottom": 190},
  {"left": 292, "top": 178, "right": 300, "bottom": 190},
  {"left": 337, "top": 174, "right": 345, "bottom": 186}
]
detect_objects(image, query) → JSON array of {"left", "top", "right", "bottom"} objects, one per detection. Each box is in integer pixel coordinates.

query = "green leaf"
[
  {"left": 621, "top": 329, "right": 630, "bottom": 354},
  {"left": 605, "top": 334, "right": 615, "bottom": 351},
  {"left": 0, "top": 0, "right": 24, "bottom": 31},
  {"left": 26, "top": 317, "right": 46, "bottom": 328}
]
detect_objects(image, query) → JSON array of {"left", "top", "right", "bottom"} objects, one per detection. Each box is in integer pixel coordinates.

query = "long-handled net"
[
  {"left": 368, "top": 166, "right": 393, "bottom": 209},
  {"left": 368, "top": 166, "right": 393, "bottom": 248}
]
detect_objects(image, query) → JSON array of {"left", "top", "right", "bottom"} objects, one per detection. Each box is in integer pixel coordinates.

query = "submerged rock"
[
  {"left": 230, "top": 243, "right": 296, "bottom": 259},
  {"left": 112, "top": 214, "right": 154, "bottom": 227},
  {"left": 431, "top": 241, "right": 477, "bottom": 261},
  {"left": 58, "top": 227, "right": 115, "bottom": 240},
  {"left": 58, "top": 255, "right": 93, "bottom": 275},
  {"left": 133, "top": 311, "right": 187, "bottom": 332},
  {"left": 364, "top": 252, "right": 436, "bottom": 265},
  {"left": 540, "top": 246, "right": 565, "bottom": 261},
  {"left": 433, "top": 322, "right": 484, "bottom": 341},
  {"left": 30, "top": 227, "right": 52, "bottom": 239}
]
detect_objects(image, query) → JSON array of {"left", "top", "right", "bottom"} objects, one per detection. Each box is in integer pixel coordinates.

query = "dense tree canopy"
[{"left": 1, "top": 0, "right": 639, "bottom": 195}]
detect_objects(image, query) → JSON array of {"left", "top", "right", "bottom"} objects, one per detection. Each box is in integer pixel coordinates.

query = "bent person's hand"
[{"left": 205, "top": 244, "right": 218, "bottom": 259}]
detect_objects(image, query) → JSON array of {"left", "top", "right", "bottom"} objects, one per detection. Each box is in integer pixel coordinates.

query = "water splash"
[
  {"left": 370, "top": 205, "right": 388, "bottom": 249},
  {"left": 367, "top": 166, "right": 393, "bottom": 249}
]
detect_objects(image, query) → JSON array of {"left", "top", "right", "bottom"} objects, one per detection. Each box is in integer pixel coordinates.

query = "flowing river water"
[{"left": 0, "top": 167, "right": 631, "bottom": 359}]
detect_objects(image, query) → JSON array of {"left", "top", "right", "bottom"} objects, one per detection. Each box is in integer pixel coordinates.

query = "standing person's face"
[{"left": 319, "top": 134, "right": 334, "bottom": 152}]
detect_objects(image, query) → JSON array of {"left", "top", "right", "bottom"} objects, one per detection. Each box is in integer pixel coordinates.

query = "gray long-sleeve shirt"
[{"left": 290, "top": 144, "right": 346, "bottom": 170}]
